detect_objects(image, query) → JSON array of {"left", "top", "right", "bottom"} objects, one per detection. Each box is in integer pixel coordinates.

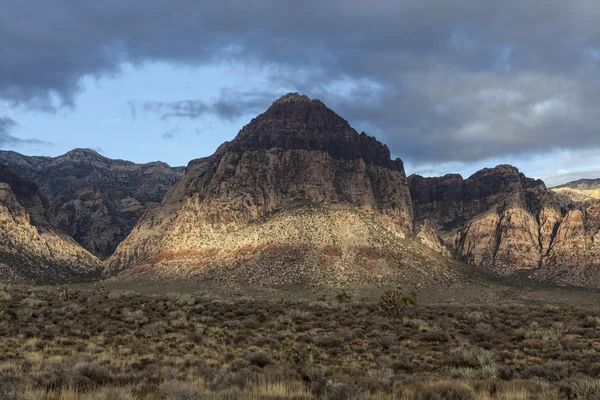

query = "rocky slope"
[
  {"left": 107, "top": 93, "right": 462, "bottom": 287},
  {"left": 409, "top": 168, "right": 600, "bottom": 287},
  {"left": 0, "top": 165, "right": 103, "bottom": 284},
  {"left": 0, "top": 149, "right": 184, "bottom": 258}
]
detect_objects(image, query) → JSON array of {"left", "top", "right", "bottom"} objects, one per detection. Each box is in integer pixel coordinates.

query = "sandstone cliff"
[
  {"left": 0, "top": 149, "right": 184, "bottom": 258},
  {"left": 107, "top": 93, "right": 461, "bottom": 287},
  {"left": 409, "top": 167, "right": 600, "bottom": 287},
  {"left": 0, "top": 165, "right": 103, "bottom": 284}
]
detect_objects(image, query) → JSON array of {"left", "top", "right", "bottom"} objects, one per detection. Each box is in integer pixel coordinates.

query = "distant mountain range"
[
  {"left": 555, "top": 178, "right": 600, "bottom": 190},
  {"left": 2, "top": 93, "right": 600, "bottom": 288}
]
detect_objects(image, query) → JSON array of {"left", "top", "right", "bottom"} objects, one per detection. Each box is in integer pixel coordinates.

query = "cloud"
[
  {"left": 0, "top": 117, "right": 50, "bottom": 148},
  {"left": 2, "top": 1, "right": 600, "bottom": 163},
  {"left": 161, "top": 126, "right": 180, "bottom": 140},
  {"left": 138, "top": 90, "right": 274, "bottom": 121}
]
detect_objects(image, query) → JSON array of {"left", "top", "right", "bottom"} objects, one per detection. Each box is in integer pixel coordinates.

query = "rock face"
[
  {"left": 0, "top": 149, "right": 184, "bottom": 258},
  {"left": 409, "top": 167, "right": 600, "bottom": 287},
  {"left": 107, "top": 93, "right": 461, "bottom": 287},
  {"left": 540, "top": 186, "right": 600, "bottom": 287},
  {"left": 410, "top": 166, "right": 553, "bottom": 274},
  {"left": 0, "top": 165, "right": 103, "bottom": 284}
]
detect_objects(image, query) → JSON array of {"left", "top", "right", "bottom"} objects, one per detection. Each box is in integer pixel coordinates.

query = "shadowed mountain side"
[
  {"left": 0, "top": 165, "right": 102, "bottom": 284},
  {"left": 0, "top": 148, "right": 184, "bottom": 258}
]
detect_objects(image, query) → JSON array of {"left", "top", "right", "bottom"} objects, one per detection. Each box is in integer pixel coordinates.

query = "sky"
[{"left": 2, "top": 1, "right": 600, "bottom": 187}]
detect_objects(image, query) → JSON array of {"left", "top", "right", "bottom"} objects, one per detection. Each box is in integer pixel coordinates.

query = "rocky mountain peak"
[
  {"left": 272, "top": 92, "right": 313, "bottom": 105},
  {"left": 226, "top": 93, "right": 397, "bottom": 169},
  {"left": 107, "top": 94, "right": 420, "bottom": 282},
  {"left": 62, "top": 148, "right": 104, "bottom": 159}
]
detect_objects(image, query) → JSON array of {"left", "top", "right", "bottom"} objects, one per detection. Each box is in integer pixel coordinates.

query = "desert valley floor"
[{"left": 1, "top": 277, "right": 600, "bottom": 399}]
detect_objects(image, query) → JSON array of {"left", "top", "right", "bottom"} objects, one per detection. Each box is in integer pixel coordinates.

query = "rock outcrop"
[
  {"left": 0, "top": 165, "right": 103, "bottom": 284},
  {"left": 107, "top": 93, "right": 461, "bottom": 287},
  {"left": 409, "top": 167, "right": 600, "bottom": 287},
  {"left": 410, "top": 166, "right": 553, "bottom": 274},
  {"left": 0, "top": 149, "right": 184, "bottom": 258}
]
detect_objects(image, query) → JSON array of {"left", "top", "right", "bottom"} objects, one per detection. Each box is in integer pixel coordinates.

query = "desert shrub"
[
  {"left": 453, "top": 347, "right": 496, "bottom": 368},
  {"left": 248, "top": 352, "right": 271, "bottom": 368},
  {"left": 336, "top": 290, "right": 352, "bottom": 303},
  {"left": 93, "top": 281, "right": 107, "bottom": 293},
  {"left": 565, "top": 379, "right": 600, "bottom": 399},
  {"left": 450, "top": 367, "right": 479, "bottom": 380},
  {"left": 584, "top": 316, "right": 600, "bottom": 328},
  {"left": 323, "top": 381, "right": 362, "bottom": 400},
  {"left": 414, "top": 381, "right": 476, "bottom": 400},
  {"left": 424, "top": 329, "right": 451, "bottom": 343},
  {"left": 72, "top": 362, "right": 112, "bottom": 391},
  {"left": 33, "top": 370, "right": 68, "bottom": 391},
  {"left": 158, "top": 380, "right": 202, "bottom": 400},
  {"left": 287, "top": 309, "right": 313, "bottom": 321},
  {"left": 121, "top": 309, "right": 148, "bottom": 325},
  {"left": 20, "top": 298, "right": 45, "bottom": 308},
  {"left": 403, "top": 318, "right": 430, "bottom": 332},
  {"left": 175, "top": 294, "right": 196, "bottom": 307},
  {"left": 169, "top": 310, "right": 188, "bottom": 328},
  {"left": 521, "top": 362, "right": 570, "bottom": 381},
  {"left": 378, "top": 289, "right": 419, "bottom": 318},
  {"left": 207, "top": 370, "right": 247, "bottom": 391}
]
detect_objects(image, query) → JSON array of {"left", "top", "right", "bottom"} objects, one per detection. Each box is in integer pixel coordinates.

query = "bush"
[
  {"left": 248, "top": 352, "right": 271, "bottom": 368},
  {"left": 424, "top": 329, "right": 451, "bottom": 343},
  {"left": 336, "top": 290, "right": 352, "bottom": 303},
  {"left": 378, "top": 289, "right": 418, "bottom": 317},
  {"left": 207, "top": 371, "right": 247, "bottom": 391},
  {"left": 158, "top": 381, "right": 202, "bottom": 400},
  {"left": 415, "top": 381, "right": 476, "bottom": 400}
]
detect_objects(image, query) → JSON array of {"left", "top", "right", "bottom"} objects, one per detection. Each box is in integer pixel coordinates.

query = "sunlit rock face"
[
  {"left": 0, "top": 149, "right": 184, "bottom": 258},
  {"left": 410, "top": 166, "right": 600, "bottom": 287},
  {"left": 107, "top": 93, "right": 463, "bottom": 287},
  {"left": 0, "top": 165, "right": 103, "bottom": 284},
  {"left": 409, "top": 165, "right": 550, "bottom": 274}
]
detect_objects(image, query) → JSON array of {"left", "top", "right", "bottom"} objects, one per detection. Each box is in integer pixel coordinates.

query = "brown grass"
[{"left": 1, "top": 284, "right": 599, "bottom": 399}]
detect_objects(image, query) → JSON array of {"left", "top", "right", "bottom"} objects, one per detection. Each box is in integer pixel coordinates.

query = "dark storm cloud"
[
  {"left": 2, "top": 0, "right": 600, "bottom": 163},
  {"left": 0, "top": 117, "right": 49, "bottom": 147}
]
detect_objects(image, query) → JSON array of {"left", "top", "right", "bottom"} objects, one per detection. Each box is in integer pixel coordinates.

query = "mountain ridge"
[
  {"left": 2, "top": 93, "right": 600, "bottom": 287},
  {"left": 0, "top": 148, "right": 184, "bottom": 258}
]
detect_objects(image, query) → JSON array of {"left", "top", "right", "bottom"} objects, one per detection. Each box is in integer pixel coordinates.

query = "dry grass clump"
[{"left": 0, "top": 285, "right": 599, "bottom": 398}]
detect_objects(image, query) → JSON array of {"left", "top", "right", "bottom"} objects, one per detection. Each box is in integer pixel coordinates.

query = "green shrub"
[{"left": 335, "top": 290, "right": 352, "bottom": 303}]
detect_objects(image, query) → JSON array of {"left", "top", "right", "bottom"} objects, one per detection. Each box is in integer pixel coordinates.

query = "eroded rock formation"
[{"left": 410, "top": 166, "right": 600, "bottom": 287}]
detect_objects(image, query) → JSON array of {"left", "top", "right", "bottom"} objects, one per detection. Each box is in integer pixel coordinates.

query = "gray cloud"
[
  {"left": 139, "top": 91, "right": 274, "bottom": 122},
  {"left": 0, "top": 117, "right": 49, "bottom": 148},
  {"left": 2, "top": 1, "right": 600, "bottom": 163},
  {"left": 161, "top": 126, "right": 180, "bottom": 140}
]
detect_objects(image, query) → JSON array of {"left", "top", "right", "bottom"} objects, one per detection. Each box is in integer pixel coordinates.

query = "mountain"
[
  {"left": 107, "top": 93, "right": 462, "bottom": 287},
  {"left": 0, "top": 149, "right": 184, "bottom": 258},
  {"left": 409, "top": 167, "right": 600, "bottom": 287},
  {"left": 0, "top": 165, "right": 102, "bottom": 283},
  {"left": 555, "top": 178, "right": 600, "bottom": 191},
  {"left": 5, "top": 93, "right": 600, "bottom": 289}
]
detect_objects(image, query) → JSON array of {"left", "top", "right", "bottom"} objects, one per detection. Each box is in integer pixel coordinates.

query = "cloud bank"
[{"left": 2, "top": 0, "right": 600, "bottom": 164}]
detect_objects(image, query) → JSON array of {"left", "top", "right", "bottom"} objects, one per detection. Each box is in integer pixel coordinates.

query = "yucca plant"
[
  {"left": 450, "top": 367, "right": 479, "bottom": 380},
  {"left": 570, "top": 379, "right": 600, "bottom": 399}
]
